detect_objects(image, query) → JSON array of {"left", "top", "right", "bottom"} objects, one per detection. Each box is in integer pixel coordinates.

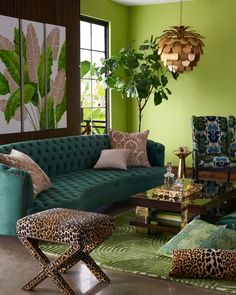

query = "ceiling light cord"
[{"left": 180, "top": 0, "right": 183, "bottom": 26}]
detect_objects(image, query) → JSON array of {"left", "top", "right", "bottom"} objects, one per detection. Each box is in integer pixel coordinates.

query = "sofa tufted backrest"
[{"left": 0, "top": 135, "right": 111, "bottom": 177}]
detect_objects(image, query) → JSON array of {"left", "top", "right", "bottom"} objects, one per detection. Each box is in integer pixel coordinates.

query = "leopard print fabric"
[
  {"left": 16, "top": 208, "right": 115, "bottom": 252},
  {"left": 169, "top": 248, "right": 236, "bottom": 281}
]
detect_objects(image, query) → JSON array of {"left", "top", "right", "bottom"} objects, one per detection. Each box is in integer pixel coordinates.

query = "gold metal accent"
[
  {"left": 157, "top": 0, "right": 205, "bottom": 73},
  {"left": 174, "top": 150, "right": 191, "bottom": 179}
]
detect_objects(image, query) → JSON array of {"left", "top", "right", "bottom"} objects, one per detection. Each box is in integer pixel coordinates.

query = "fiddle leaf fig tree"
[{"left": 95, "top": 35, "right": 179, "bottom": 132}]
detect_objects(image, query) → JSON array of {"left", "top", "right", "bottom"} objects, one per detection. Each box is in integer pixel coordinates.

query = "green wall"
[
  {"left": 80, "top": 0, "right": 129, "bottom": 131},
  {"left": 82, "top": 0, "right": 236, "bottom": 167},
  {"left": 128, "top": 0, "right": 236, "bottom": 166}
]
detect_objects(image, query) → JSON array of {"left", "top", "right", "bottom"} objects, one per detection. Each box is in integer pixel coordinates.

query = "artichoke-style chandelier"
[{"left": 157, "top": 0, "right": 204, "bottom": 73}]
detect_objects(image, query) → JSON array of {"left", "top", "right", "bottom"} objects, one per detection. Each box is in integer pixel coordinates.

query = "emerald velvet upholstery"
[
  {"left": 192, "top": 115, "right": 236, "bottom": 181},
  {"left": 0, "top": 134, "right": 165, "bottom": 236}
]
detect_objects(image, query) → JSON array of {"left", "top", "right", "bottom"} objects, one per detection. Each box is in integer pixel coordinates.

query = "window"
[{"left": 80, "top": 16, "right": 109, "bottom": 135}]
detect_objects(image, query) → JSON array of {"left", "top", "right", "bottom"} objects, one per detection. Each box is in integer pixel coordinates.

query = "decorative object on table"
[
  {"left": 170, "top": 248, "right": 236, "bottom": 281},
  {"left": 95, "top": 36, "right": 178, "bottom": 132},
  {"left": 40, "top": 210, "right": 236, "bottom": 294},
  {"left": 192, "top": 115, "right": 236, "bottom": 182},
  {"left": 152, "top": 178, "right": 202, "bottom": 203},
  {"left": 164, "top": 162, "right": 175, "bottom": 188},
  {"left": 173, "top": 146, "right": 191, "bottom": 179},
  {"left": 130, "top": 179, "right": 203, "bottom": 233},
  {"left": 157, "top": 0, "right": 204, "bottom": 73}
]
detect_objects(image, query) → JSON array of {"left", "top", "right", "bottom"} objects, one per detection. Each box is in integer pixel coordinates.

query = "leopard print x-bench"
[{"left": 16, "top": 208, "right": 115, "bottom": 295}]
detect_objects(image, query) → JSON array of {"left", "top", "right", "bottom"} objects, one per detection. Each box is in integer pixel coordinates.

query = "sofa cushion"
[
  {"left": 169, "top": 248, "right": 236, "bottom": 281},
  {"left": 157, "top": 219, "right": 236, "bottom": 257},
  {"left": 0, "top": 149, "right": 51, "bottom": 197},
  {"left": 28, "top": 166, "right": 164, "bottom": 214},
  {"left": 94, "top": 149, "right": 131, "bottom": 170},
  {"left": 217, "top": 211, "right": 236, "bottom": 230},
  {"left": 109, "top": 129, "right": 150, "bottom": 167}
]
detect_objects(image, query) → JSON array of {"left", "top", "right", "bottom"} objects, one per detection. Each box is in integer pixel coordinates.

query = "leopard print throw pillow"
[{"left": 169, "top": 248, "right": 236, "bottom": 281}]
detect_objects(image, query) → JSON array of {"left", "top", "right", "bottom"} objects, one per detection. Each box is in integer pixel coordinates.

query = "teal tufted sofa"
[{"left": 0, "top": 134, "right": 165, "bottom": 236}]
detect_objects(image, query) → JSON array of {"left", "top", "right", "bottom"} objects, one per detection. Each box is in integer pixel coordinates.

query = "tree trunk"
[{"left": 138, "top": 104, "right": 142, "bottom": 132}]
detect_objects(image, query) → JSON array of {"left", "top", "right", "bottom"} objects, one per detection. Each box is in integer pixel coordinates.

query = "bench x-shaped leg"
[{"left": 19, "top": 237, "right": 109, "bottom": 295}]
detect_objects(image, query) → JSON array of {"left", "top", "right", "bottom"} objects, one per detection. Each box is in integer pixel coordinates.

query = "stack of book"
[{"left": 149, "top": 209, "right": 181, "bottom": 227}]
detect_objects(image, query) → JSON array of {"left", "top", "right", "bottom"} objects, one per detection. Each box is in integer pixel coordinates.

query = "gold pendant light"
[{"left": 157, "top": 0, "right": 204, "bottom": 73}]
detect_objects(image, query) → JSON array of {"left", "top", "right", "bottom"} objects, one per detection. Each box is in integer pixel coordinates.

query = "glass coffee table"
[{"left": 129, "top": 179, "right": 236, "bottom": 234}]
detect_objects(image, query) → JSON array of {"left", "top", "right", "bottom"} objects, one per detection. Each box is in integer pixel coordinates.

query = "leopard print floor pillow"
[{"left": 169, "top": 248, "right": 236, "bottom": 281}]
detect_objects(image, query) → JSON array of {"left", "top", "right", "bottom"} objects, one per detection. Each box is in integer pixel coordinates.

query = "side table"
[{"left": 174, "top": 150, "right": 191, "bottom": 179}]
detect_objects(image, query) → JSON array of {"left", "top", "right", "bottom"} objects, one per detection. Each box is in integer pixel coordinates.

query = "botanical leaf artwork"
[
  {"left": 0, "top": 99, "right": 27, "bottom": 121},
  {"left": 44, "top": 27, "right": 60, "bottom": 61},
  {"left": 4, "top": 69, "right": 17, "bottom": 93},
  {"left": 49, "top": 69, "right": 66, "bottom": 105},
  {"left": 0, "top": 16, "right": 66, "bottom": 134},
  {"left": 0, "top": 35, "right": 14, "bottom": 51},
  {"left": 26, "top": 24, "right": 40, "bottom": 83}
]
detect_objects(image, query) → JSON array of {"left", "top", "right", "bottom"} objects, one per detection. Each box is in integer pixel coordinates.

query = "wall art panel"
[
  {"left": 0, "top": 15, "right": 67, "bottom": 134},
  {"left": 0, "top": 15, "right": 21, "bottom": 134},
  {"left": 22, "top": 19, "right": 44, "bottom": 132},
  {"left": 46, "top": 23, "right": 66, "bottom": 129}
]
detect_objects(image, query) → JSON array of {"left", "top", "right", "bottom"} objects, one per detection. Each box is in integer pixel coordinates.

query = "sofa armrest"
[
  {"left": 147, "top": 140, "right": 165, "bottom": 167},
  {"left": 0, "top": 164, "right": 33, "bottom": 236}
]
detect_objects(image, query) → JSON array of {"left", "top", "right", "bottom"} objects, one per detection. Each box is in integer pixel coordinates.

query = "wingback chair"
[{"left": 192, "top": 115, "right": 236, "bottom": 182}]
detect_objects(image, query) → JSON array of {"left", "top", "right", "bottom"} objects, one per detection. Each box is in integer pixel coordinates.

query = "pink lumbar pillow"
[{"left": 94, "top": 149, "right": 131, "bottom": 170}]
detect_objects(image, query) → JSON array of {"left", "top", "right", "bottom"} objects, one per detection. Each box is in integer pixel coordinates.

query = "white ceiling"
[{"left": 111, "top": 0, "right": 190, "bottom": 6}]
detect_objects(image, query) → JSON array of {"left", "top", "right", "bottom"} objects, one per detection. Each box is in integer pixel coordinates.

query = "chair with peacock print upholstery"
[{"left": 192, "top": 115, "right": 236, "bottom": 184}]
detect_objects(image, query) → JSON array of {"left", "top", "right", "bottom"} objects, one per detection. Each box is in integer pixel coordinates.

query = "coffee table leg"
[{"left": 181, "top": 202, "right": 189, "bottom": 229}]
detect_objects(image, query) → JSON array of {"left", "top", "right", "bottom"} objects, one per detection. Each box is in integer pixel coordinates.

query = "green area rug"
[{"left": 40, "top": 210, "right": 236, "bottom": 294}]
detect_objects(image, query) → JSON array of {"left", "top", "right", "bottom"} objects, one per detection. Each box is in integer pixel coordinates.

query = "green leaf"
[
  {"left": 105, "top": 76, "right": 116, "bottom": 88},
  {"left": 0, "top": 50, "right": 21, "bottom": 85},
  {"left": 31, "top": 88, "right": 39, "bottom": 106},
  {"left": 166, "top": 88, "right": 172, "bottom": 95},
  {"left": 4, "top": 84, "right": 36, "bottom": 123},
  {"left": 4, "top": 88, "right": 20, "bottom": 123},
  {"left": 154, "top": 91, "right": 162, "bottom": 106},
  {"left": 125, "top": 84, "right": 138, "bottom": 98},
  {"left": 0, "top": 72, "right": 10, "bottom": 95},
  {"left": 151, "top": 76, "right": 161, "bottom": 88},
  {"left": 39, "top": 96, "right": 55, "bottom": 130},
  {"left": 14, "top": 28, "right": 26, "bottom": 60},
  {"left": 161, "top": 89, "right": 168, "bottom": 100},
  {"left": 14, "top": 28, "right": 20, "bottom": 56},
  {"left": 55, "top": 90, "right": 67, "bottom": 123},
  {"left": 23, "top": 84, "right": 36, "bottom": 103},
  {"left": 47, "top": 96, "right": 55, "bottom": 129},
  {"left": 161, "top": 75, "right": 168, "bottom": 87},
  {"left": 58, "top": 41, "right": 66, "bottom": 70},
  {"left": 38, "top": 47, "right": 53, "bottom": 97},
  {"left": 172, "top": 71, "right": 179, "bottom": 80},
  {"left": 80, "top": 60, "right": 90, "bottom": 78}
]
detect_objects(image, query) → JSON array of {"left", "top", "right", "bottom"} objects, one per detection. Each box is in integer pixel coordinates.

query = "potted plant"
[{"left": 95, "top": 36, "right": 179, "bottom": 132}]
